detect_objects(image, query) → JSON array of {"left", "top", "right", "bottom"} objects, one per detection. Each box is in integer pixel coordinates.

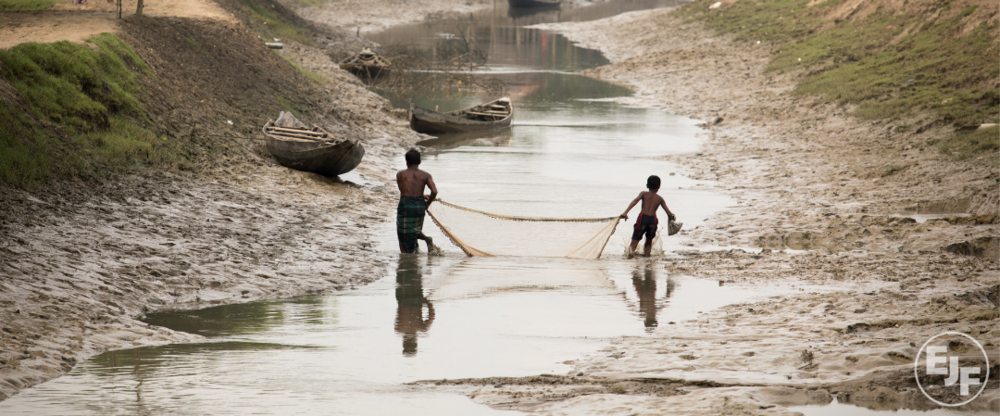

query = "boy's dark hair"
[
  {"left": 646, "top": 175, "right": 661, "bottom": 189},
  {"left": 405, "top": 149, "right": 421, "bottom": 166}
]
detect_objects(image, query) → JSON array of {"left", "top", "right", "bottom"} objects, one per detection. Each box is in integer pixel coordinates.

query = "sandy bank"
[
  {"left": 0, "top": 0, "right": 430, "bottom": 401},
  {"left": 419, "top": 6, "right": 1000, "bottom": 414}
]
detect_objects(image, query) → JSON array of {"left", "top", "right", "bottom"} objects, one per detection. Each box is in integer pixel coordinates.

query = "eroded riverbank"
[
  {"left": 1, "top": 0, "right": 997, "bottom": 414},
  {"left": 415, "top": 6, "right": 999, "bottom": 414}
]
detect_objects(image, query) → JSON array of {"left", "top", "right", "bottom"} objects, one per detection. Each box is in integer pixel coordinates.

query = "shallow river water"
[{"left": 0, "top": 1, "right": 859, "bottom": 415}]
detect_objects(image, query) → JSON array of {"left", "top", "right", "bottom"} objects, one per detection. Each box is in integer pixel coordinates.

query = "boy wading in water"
[
  {"left": 620, "top": 175, "right": 676, "bottom": 257},
  {"left": 396, "top": 149, "right": 438, "bottom": 254}
]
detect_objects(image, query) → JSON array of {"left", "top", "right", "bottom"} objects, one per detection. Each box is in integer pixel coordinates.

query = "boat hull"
[
  {"left": 263, "top": 120, "right": 365, "bottom": 176},
  {"left": 266, "top": 138, "right": 365, "bottom": 177},
  {"left": 339, "top": 63, "right": 390, "bottom": 78},
  {"left": 410, "top": 107, "right": 512, "bottom": 134},
  {"left": 409, "top": 97, "right": 513, "bottom": 135}
]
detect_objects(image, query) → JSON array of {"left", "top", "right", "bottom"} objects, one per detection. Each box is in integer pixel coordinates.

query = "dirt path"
[
  {"left": 0, "top": 0, "right": 234, "bottom": 49},
  {"left": 413, "top": 7, "right": 1000, "bottom": 414}
]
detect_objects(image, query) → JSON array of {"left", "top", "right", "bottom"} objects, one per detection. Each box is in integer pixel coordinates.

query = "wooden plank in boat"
[
  {"left": 463, "top": 111, "right": 507, "bottom": 117},
  {"left": 269, "top": 126, "right": 327, "bottom": 136}
]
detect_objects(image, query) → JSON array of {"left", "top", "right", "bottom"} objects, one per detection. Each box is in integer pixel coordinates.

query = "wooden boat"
[
  {"left": 508, "top": 0, "right": 560, "bottom": 8},
  {"left": 263, "top": 112, "right": 365, "bottom": 176},
  {"left": 409, "top": 97, "right": 513, "bottom": 135},
  {"left": 338, "top": 48, "right": 391, "bottom": 78}
]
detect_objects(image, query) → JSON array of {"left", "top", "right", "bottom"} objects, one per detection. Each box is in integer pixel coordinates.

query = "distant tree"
[{"left": 135, "top": 0, "right": 143, "bottom": 15}]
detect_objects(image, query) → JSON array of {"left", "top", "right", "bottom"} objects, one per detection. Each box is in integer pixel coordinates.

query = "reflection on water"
[
  {"left": 372, "top": 0, "right": 682, "bottom": 73},
  {"left": 395, "top": 255, "right": 435, "bottom": 356},
  {"left": 632, "top": 262, "right": 674, "bottom": 329},
  {"left": 417, "top": 129, "right": 513, "bottom": 153},
  {"left": 2, "top": 254, "right": 787, "bottom": 415},
  {"left": 142, "top": 295, "right": 332, "bottom": 337},
  {"left": 0, "top": 1, "right": 757, "bottom": 414}
]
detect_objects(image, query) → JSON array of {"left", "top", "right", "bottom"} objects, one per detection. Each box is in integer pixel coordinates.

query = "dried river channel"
[{"left": 1, "top": 2, "right": 829, "bottom": 415}]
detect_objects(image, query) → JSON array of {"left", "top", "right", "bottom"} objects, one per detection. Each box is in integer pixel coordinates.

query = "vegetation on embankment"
[
  {"left": 0, "top": 34, "right": 191, "bottom": 188},
  {"left": 0, "top": 9, "right": 345, "bottom": 190},
  {"left": 215, "top": 0, "right": 317, "bottom": 45},
  {"left": 678, "top": 0, "right": 1000, "bottom": 132},
  {"left": 0, "top": 0, "right": 55, "bottom": 11}
]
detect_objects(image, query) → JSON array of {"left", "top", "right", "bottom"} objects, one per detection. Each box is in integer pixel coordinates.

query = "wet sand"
[
  {"left": 0, "top": 0, "right": 416, "bottom": 400},
  {"left": 424, "top": 8, "right": 998, "bottom": 414},
  {"left": 1, "top": 0, "right": 997, "bottom": 413}
]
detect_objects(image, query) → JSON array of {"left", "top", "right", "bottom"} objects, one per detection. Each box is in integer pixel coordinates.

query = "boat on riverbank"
[
  {"left": 263, "top": 112, "right": 365, "bottom": 176},
  {"left": 338, "top": 48, "right": 391, "bottom": 78},
  {"left": 508, "top": 0, "right": 560, "bottom": 8},
  {"left": 409, "top": 97, "right": 513, "bottom": 135}
]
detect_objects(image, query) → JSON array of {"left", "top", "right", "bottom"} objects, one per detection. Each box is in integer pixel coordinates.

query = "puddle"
[
  {"left": 1, "top": 256, "right": 786, "bottom": 415},
  {"left": 788, "top": 397, "right": 996, "bottom": 416},
  {"left": 914, "top": 198, "right": 971, "bottom": 215},
  {"left": 891, "top": 213, "right": 973, "bottom": 223},
  {"left": 0, "top": 1, "right": 765, "bottom": 414}
]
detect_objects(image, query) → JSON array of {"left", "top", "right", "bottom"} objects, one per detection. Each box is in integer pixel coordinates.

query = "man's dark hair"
[
  {"left": 405, "top": 149, "right": 421, "bottom": 166},
  {"left": 646, "top": 175, "right": 661, "bottom": 189}
]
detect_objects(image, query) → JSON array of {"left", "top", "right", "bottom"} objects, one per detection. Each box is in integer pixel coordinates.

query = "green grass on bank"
[
  {"left": 282, "top": 57, "right": 327, "bottom": 84},
  {"left": 680, "top": 0, "right": 1000, "bottom": 126},
  {"left": 0, "top": 0, "right": 55, "bottom": 11},
  {"left": 0, "top": 34, "right": 189, "bottom": 188},
  {"left": 238, "top": 0, "right": 314, "bottom": 45},
  {"left": 938, "top": 126, "right": 1000, "bottom": 164}
]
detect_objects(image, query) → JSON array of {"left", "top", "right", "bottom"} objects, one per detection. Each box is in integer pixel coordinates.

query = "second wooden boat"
[
  {"left": 263, "top": 112, "right": 365, "bottom": 177},
  {"left": 409, "top": 97, "right": 513, "bottom": 135},
  {"left": 339, "top": 48, "right": 391, "bottom": 78}
]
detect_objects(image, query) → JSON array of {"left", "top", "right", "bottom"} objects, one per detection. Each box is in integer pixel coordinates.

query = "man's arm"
[
  {"left": 659, "top": 197, "right": 675, "bottom": 221},
  {"left": 424, "top": 175, "right": 438, "bottom": 208},
  {"left": 620, "top": 192, "right": 645, "bottom": 220}
]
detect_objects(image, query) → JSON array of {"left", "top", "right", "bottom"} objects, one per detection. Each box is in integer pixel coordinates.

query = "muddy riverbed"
[{"left": 1, "top": 0, "right": 997, "bottom": 414}]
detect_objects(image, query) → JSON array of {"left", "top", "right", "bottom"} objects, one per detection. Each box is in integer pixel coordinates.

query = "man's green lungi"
[{"left": 396, "top": 196, "right": 427, "bottom": 253}]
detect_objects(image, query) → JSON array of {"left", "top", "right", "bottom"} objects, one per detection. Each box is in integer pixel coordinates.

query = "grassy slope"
[
  {"left": 0, "top": 34, "right": 191, "bottom": 188},
  {"left": 0, "top": 0, "right": 331, "bottom": 190},
  {"left": 0, "top": 0, "right": 55, "bottom": 11},
  {"left": 678, "top": 0, "right": 999, "bottom": 159}
]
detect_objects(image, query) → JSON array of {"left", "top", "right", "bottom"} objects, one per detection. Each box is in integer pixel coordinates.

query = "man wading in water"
[
  {"left": 620, "top": 175, "right": 676, "bottom": 257},
  {"left": 396, "top": 149, "right": 438, "bottom": 254}
]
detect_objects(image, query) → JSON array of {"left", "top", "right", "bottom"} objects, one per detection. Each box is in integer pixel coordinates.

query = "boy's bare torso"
[{"left": 636, "top": 191, "right": 665, "bottom": 216}]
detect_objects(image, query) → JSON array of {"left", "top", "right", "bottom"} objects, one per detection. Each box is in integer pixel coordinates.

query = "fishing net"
[{"left": 427, "top": 200, "right": 621, "bottom": 259}]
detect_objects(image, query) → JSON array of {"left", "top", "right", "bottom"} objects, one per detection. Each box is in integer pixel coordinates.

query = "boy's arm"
[
  {"left": 620, "top": 192, "right": 644, "bottom": 220},
  {"left": 659, "top": 197, "right": 675, "bottom": 221},
  {"left": 425, "top": 175, "right": 438, "bottom": 208}
]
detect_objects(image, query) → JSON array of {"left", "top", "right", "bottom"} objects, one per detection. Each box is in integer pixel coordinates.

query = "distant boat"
[
  {"left": 263, "top": 112, "right": 365, "bottom": 176},
  {"left": 409, "top": 97, "right": 513, "bottom": 135},
  {"left": 508, "top": 0, "right": 560, "bottom": 8},
  {"left": 339, "top": 47, "right": 391, "bottom": 78}
]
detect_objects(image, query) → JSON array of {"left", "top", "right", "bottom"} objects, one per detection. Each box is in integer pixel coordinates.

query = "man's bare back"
[
  {"left": 396, "top": 167, "right": 437, "bottom": 203},
  {"left": 396, "top": 149, "right": 438, "bottom": 254}
]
